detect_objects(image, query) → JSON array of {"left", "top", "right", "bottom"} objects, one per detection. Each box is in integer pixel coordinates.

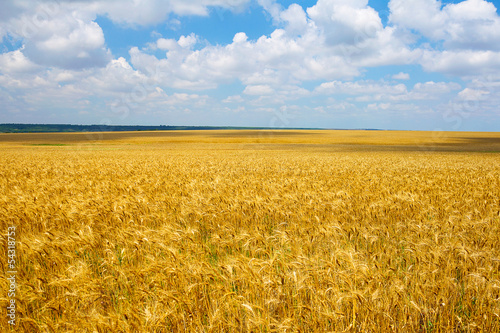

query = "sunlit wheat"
[{"left": 0, "top": 130, "right": 499, "bottom": 332}]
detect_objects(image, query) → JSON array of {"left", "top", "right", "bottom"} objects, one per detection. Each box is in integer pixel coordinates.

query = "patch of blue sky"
[
  {"left": 277, "top": 0, "right": 318, "bottom": 10},
  {"left": 170, "top": 4, "right": 275, "bottom": 45},
  {"left": 362, "top": 65, "right": 463, "bottom": 86},
  {"left": 1, "top": 34, "right": 24, "bottom": 53},
  {"left": 95, "top": 15, "right": 157, "bottom": 60},
  {"left": 96, "top": 4, "right": 275, "bottom": 60},
  {"left": 368, "top": 0, "right": 391, "bottom": 24}
]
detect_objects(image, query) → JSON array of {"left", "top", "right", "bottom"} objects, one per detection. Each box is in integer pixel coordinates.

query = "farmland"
[{"left": 1, "top": 130, "right": 499, "bottom": 332}]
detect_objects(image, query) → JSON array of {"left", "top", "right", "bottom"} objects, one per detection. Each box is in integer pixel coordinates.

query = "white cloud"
[
  {"left": 458, "top": 88, "right": 490, "bottom": 100},
  {"left": 157, "top": 38, "right": 178, "bottom": 50},
  {"left": 178, "top": 33, "right": 198, "bottom": 48},
  {"left": 54, "top": 71, "right": 75, "bottom": 83},
  {"left": 129, "top": 45, "right": 220, "bottom": 90},
  {"left": 3, "top": 2, "right": 111, "bottom": 69},
  {"left": 1, "top": 0, "right": 418, "bottom": 82},
  {"left": 223, "top": 95, "right": 244, "bottom": 103},
  {"left": 304, "top": 0, "right": 420, "bottom": 68},
  {"left": 443, "top": 0, "right": 500, "bottom": 50},
  {"left": 0, "top": 50, "right": 39, "bottom": 73},
  {"left": 232, "top": 32, "right": 248, "bottom": 43},
  {"left": 388, "top": 0, "right": 500, "bottom": 79},
  {"left": 243, "top": 84, "right": 275, "bottom": 95},
  {"left": 257, "top": 0, "right": 283, "bottom": 24},
  {"left": 130, "top": 24, "right": 359, "bottom": 92},
  {"left": 389, "top": 0, "right": 445, "bottom": 39},
  {"left": 22, "top": 18, "right": 111, "bottom": 69},
  {"left": 421, "top": 49, "right": 500, "bottom": 77},
  {"left": 242, "top": 68, "right": 283, "bottom": 85},
  {"left": 408, "top": 81, "right": 461, "bottom": 100},
  {"left": 280, "top": 4, "right": 308, "bottom": 35},
  {"left": 389, "top": 0, "right": 500, "bottom": 51},
  {"left": 307, "top": 0, "right": 383, "bottom": 45},
  {"left": 0, "top": 0, "right": 251, "bottom": 71},
  {"left": 125, "top": 0, "right": 424, "bottom": 95},
  {"left": 392, "top": 72, "right": 410, "bottom": 80},
  {"left": 83, "top": 57, "right": 147, "bottom": 94}
]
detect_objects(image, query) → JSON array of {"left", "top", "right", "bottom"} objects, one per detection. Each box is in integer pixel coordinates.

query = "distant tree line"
[{"left": 0, "top": 124, "right": 275, "bottom": 133}]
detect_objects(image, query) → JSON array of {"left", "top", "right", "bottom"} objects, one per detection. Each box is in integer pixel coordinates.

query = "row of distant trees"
[{"left": 0, "top": 124, "right": 249, "bottom": 133}]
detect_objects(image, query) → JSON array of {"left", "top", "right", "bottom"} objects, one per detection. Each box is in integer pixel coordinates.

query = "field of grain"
[{"left": 1, "top": 130, "right": 499, "bottom": 332}]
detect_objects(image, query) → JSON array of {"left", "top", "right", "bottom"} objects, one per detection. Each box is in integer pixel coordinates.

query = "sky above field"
[{"left": 1, "top": 0, "right": 500, "bottom": 131}]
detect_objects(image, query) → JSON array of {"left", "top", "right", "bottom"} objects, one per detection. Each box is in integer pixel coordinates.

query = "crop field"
[{"left": 1, "top": 130, "right": 499, "bottom": 332}]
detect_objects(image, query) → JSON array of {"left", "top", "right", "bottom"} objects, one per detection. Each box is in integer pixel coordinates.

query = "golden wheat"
[{"left": 1, "top": 130, "right": 499, "bottom": 332}]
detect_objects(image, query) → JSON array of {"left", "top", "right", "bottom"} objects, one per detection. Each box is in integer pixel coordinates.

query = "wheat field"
[{"left": 1, "top": 130, "right": 499, "bottom": 332}]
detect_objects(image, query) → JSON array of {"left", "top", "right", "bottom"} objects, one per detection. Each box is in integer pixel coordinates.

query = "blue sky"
[{"left": 1, "top": 0, "right": 500, "bottom": 131}]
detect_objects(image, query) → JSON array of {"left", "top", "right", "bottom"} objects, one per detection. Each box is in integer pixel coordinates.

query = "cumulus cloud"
[
  {"left": 390, "top": 0, "right": 500, "bottom": 51},
  {"left": 0, "top": 50, "right": 39, "bottom": 73},
  {"left": 131, "top": 28, "right": 356, "bottom": 92},
  {"left": 420, "top": 49, "right": 500, "bottom": 77},
  {"left": 307, "top": 0, "right": 383, "bottom": 45},
  {"left": 458, "top": 88, "right": 490, "bottom": 100},
  {"left": 306, "top": 0, "right": 420, "bottom": 68},
  {"left": 232, "top": 32, "right": 248, "bottom": 43},
  {"left": 125, "top": 0, "right": 422, "bottom": 95},
  {"left": 388, "top": 0, "right": 500, "bottom": 79},
  {"left": 0, "top": 0, "right": 418, "bottom": 81},
  {"left": 22, "top": 18, "right": 111, "bottom": 69},
  {"left": 0, "top": 0, "right": 251, "bottom": 70},
  {"left": 156, "top": 38, "right": 178, "bottom": 50},
  {"left": 2, "top": 1, "right": 111, "bottom": 69},
  {"left": 279, "top": 4, "right": 309, "bottom": 36},
  {"left": 389, "top": 0, "right": 446, "bottom": 39},
  {"left": 392, "top": 72, "right": 410, "bottom": 80},
  {"left": 83, "top": 57, "right": 147, "bottom": 94}
]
